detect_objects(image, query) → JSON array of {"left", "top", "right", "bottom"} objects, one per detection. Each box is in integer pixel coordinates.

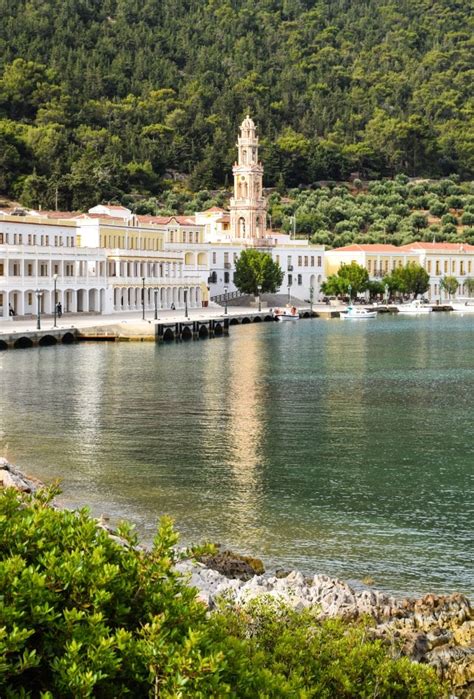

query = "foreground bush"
[{"left": 0, "top": 488, "right": 444, "bottom": 697}]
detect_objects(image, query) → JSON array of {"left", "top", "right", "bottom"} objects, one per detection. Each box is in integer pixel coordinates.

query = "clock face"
[{"left": 240, "top": 176, "right": 246, "bottom": 181}]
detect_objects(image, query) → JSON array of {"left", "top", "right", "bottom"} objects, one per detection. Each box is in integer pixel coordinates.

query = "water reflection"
[
  {"left": 226, "top": 328, "right": 265, "bottom": 536},
  {"left": 0, "top": 315, "right": 473, "bottom": 597}
]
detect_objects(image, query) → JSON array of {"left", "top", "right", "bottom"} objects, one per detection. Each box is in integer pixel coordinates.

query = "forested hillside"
[{"left": 0, "top": 0, "right": 472, "bottom": 209}]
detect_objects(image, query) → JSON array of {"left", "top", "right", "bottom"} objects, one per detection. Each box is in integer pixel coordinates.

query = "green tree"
[
  {"left": 322, "top": 262, "right": 369, "bottom": 297},
  {"left": 440, "top": 275, "right": 459, "bottom": 300},
  {"left": 0, "top": 58, "right": 60, "bottom": 121},
  {"left": 461, "top": 212, "right": 474, "bottom": 226},
  {"left": 409, "top": 213, "right": 428, "bottom": 231},
  {"left": 384, "top": 262, "right": 430, "bottom": 297},
  {"left": 234, "top": 249, "right": 284, "bottom": 296},
  {"left": 464, "top": 278, "right": 474, "bottom": 297},
  {"left": 367, "top": 280, "right": 385, "bottom": 300},
  {"left": 0, "top": 487, "right": 230, "bottom": 696}
]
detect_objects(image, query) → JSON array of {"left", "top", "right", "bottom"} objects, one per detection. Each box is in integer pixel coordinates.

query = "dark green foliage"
[
  {"left": 0, "top": 0, "right": 472, "bottom": 206},
  {"left": 0, "top": 488, "right": 445, "bottom": 697},
  {"left": 321, "top": 262, "right": 370, "bottom": 297},
  {"left": 281, "top": 178, "right": 474, "bottom": 247},
  {"left": 383, "top": 262, "right": 430, "bottom": 297},
  {"left": 0, "top": 486, "right": 233, "bottom": 697},
  {"left": 234, "top": 249, "right": 284, "bottom": 296},
  {"left": 210, "top": 600, "right": 444, "bottom": 698}
]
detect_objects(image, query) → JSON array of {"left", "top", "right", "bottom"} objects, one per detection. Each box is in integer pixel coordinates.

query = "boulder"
[{"left": 197, "top": 549, "right": 265, "bottom": 581}]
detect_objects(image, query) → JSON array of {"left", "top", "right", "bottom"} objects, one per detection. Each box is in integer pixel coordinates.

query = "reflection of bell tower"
[{"left": 230, "top": 115, "right": 267, "bottom": 240}]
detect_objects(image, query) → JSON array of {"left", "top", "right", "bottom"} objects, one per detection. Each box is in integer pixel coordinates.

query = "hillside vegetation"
[{"left": 0, "top": 0, "right": 472, "bottom": 209}]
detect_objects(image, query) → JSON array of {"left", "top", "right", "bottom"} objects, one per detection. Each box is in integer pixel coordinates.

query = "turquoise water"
[{"left": 0, "top": 314, "right": 473, "bottom": 597}]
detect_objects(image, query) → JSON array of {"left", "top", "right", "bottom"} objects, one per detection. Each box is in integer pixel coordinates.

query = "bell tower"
[{"left": 230, "top": 115, "right": 267, "bottom": 240}]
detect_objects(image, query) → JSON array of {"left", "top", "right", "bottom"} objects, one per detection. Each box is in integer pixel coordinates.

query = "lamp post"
[
  {"left": 141, "top": 277, "right": 145, "bottom": 320},
  {"left": 35, "top": 289, "right": 42, "bottom": 330},
  {"left": 53, "top": 273, "right": 58, "bottom": 328},
  {"left": 287, "top": 279, "right": 292, "bottom": 304},
  {"left": 224, "top": 286, "right": 228, "bottom": 315},
  {"left": 184, "top": 288, "right": 188, "bottom": 319},
  {"left": 384, "top": 283, "right": 389, "bottom": 305},
  {"left": 348, "top": 284, "right": 352, "bottom": 305},
  {"left": 154, "top": 288, "right": 158, "bottom": 320},
  {"left": 257, "top": 284, "right": 262, "bottom": 312},
  {"left": 310, "top": 285, "right": 314, "bottom": 314}
]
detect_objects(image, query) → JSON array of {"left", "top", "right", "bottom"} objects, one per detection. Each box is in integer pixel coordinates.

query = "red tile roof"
[
  {"left": 400, "top": 242, "right": 474, "bottom": 252},
  {"left": 38, "top": 210, "right": 82, "bottom": 219},
  {"left": 202, "top": 206, "right": 226, "bottom": 213},
  {"left": 75, "top": 213, "right": 125, "bottom": 222},
  {"left": 331, "top": 244, "right": 400, "bottom": 252},
  {"left": 138, "top": 215, "right": 197, "bottom": 226}
]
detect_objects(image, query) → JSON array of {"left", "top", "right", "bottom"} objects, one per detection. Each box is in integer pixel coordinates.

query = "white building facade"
[
  {"left": 0, "top": 209, "right": 207, "bottom": 319},
  {"left": 0, "top": 213, "right": 107, "bottom": 319}
]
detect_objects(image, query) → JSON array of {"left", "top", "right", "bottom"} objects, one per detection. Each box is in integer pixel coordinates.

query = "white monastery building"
[{"left": 193, "top": 115, "right": 325, "bottom": 303}]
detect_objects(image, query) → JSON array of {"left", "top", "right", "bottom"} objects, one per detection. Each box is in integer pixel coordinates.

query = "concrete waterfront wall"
[
  {"left": 0, "top": 328, "right": 78, "bottom": 350},
  {"left": 156, "top": 318, "right": 231, "bottom": 343},
  {"left": 0, "top": 308, "right": 318, "bottom": 350}
]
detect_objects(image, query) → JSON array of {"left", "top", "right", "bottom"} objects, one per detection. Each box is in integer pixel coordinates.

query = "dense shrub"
[{"left": 0, "top": 488, "right": 445, "bottom": 697}]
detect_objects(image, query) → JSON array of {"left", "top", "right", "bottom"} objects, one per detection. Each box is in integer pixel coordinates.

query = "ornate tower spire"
[{"left": 230, "top": 115, "right": 267, "bottom": 240}]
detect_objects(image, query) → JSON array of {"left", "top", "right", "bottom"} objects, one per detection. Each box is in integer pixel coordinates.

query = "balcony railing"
[{"left": 243, "top": 237, "right": 276, "bottom": 248}]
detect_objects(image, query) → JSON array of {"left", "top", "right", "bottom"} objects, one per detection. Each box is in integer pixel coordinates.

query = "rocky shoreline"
[{"left": 1, "top": 459, "right": 473, "bottom": 696}]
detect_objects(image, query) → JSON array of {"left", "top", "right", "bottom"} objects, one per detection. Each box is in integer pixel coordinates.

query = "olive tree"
[
  {"left": 464, "top": 278, "right": 474, "bottom": 297},
  {"left": 440, "top": 275, "right": 459, "bottom": 299}
]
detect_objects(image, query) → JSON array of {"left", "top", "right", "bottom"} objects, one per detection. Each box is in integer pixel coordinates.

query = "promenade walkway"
[{"left": 0, "top": 303, "right": 335, "bottom": 335}]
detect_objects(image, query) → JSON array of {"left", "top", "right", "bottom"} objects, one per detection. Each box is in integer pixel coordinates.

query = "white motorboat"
[
  {"left": 273, "top": 306, "right": 300, "bottom": 321},
  {"left": 396, "top": 300, "right": 433, "bottom": 314},
  {"left": 450, "top": 301, "right": 474, "bottom": 313},
  {"left": 340, "top": 305, "right": 377, "bottom": 320}
]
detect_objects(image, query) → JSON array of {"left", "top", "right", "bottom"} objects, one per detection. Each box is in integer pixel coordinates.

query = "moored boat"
[
  {"left": 450, "top": 301, "right": 474, "bottom": 313},
  {"left": 396, "top": 300, "right": 432, "bottom": 314},
  {"left": 273, "top": 306, "right": 300, "bottom": 321},
  {"left": 340, "top": 306, "right": 377, "bottom": 320}
]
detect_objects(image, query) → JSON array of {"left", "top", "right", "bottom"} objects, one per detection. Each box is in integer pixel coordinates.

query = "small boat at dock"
[
  {"left": 340, "top": 306, "right": 377, "bottom": 320},
  {"left": 396, "top": 300, "right": 432, "bottom": 314},
  {"left": 273, "top": 306, "right": 300, "bottom": 321},
  {"left": 450, "top": 301, "right": 474, "bottom": 313}
]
